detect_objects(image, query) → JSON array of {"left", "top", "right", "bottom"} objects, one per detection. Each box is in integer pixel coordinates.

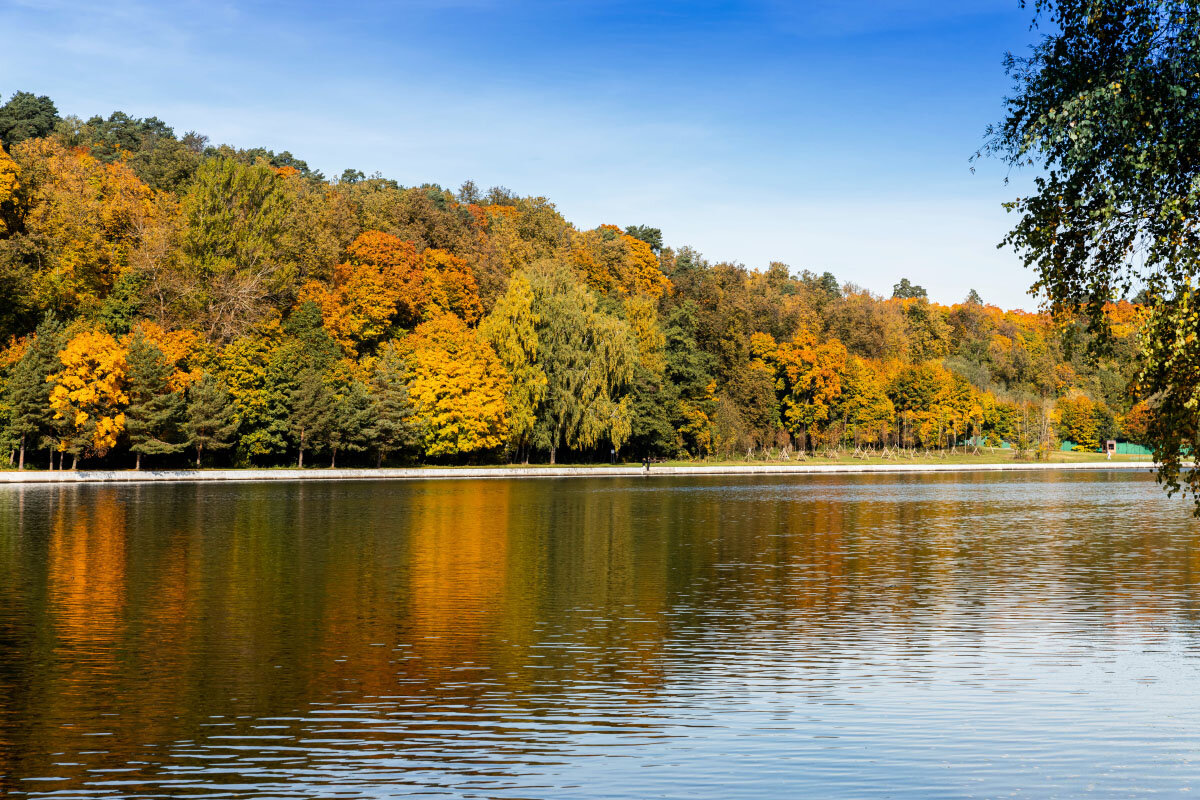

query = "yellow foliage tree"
[
  {"left": 48, "top": 328, "right": 128, "bottom": 465},
  {"left": 624, "top": 294, "right": 667, "bottom": 375},
  {"left": 421, "top": 248, "right": 483, "bottom": 324},
  {"left": 13, "top": 138, "right": 158, "bottom": 314},
  {"left": 126, "top": 320, "right": 205, "bottom": 390},
  {"left": 570, "top": 224, "right": 671, "bottom": 299},
  {"left": 0, "top": 146, "right": 19, "bottom": 235},
  {"left": 768, "top": 329, "right": 848, "bottom": 448},
  {"left": 1055, "top": 392, "right": 1100, "bottom": 451},
  {"left": 480, "top": 271, "right": 545, "bottom": 457},
  {"left": 405, "top": 314, "right": 511, "bottom": 457}
]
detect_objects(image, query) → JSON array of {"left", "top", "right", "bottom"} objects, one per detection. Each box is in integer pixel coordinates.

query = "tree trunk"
[
  {"left": 549, "top": 446, "right": 556, "bottom": 465},
  {"left": 18, "top": 434, "right": 24, "bottom": 471},
  {"left": 377, "top": 450, "right": 383, "bottom": 468},
  {"left": 298, "top": 431, "right": 305, "bottom": 468},
  {"left": 196, "top": 444, "right": 202, "bottom": 468},
  {"left": 135, "top": 452, "right": 141, "bottom": 471},
  {"left": 331, "top": 448, "right": 337, "bottom": 469},
  {"left": 71, "top": 453, "right": 78, "bottom": 470}
]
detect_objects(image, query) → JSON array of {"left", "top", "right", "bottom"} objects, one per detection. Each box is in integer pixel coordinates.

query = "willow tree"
[
  {"left": 526, "top": 260, "right": 637, "bottom": 463},
  {"left": 986, "top": 1, "right": 1200, "bottom": 508},
  {"left": 480, "top": 270, "right": 546, "bottom": 462}
]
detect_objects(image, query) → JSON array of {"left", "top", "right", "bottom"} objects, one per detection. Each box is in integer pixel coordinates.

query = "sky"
[{"left": 0, "top": 0, "right": 1046, "bottom": 308}]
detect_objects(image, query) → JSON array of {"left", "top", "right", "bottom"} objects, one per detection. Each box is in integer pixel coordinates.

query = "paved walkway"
[{"left": 0, "top": 461, "right": 1154, "bottom": 484}]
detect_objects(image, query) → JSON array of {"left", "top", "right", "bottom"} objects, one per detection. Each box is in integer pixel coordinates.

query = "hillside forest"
[{"left": 0, "top": 91, "right": 1150, "bottom": 469}]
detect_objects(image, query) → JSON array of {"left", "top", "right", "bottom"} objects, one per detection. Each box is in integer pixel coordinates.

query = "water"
[{"left": 1, "top": 470, "right": 1198, "bottom": 798}]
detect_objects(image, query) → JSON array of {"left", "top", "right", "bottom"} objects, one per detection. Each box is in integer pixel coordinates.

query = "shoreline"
[{"left": 0, "top": 461, "right": 1156, "bottom": 485}]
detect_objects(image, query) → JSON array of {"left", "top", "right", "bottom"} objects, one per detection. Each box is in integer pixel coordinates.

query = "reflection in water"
[{"left": 1, "top": 471, "right": 1199, "bottom": 798}]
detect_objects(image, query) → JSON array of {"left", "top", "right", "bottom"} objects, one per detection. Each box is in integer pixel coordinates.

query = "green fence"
[{"left": 1060, "top": 440, "right": 1153, "bottom": 455}]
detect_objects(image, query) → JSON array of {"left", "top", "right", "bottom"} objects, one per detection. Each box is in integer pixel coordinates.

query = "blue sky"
[{"left": 0, "top": 0, "right": 1043, "bottom": 308}]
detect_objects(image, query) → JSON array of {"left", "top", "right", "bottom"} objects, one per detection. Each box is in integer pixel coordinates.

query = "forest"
[{"left": 0, "top": 90, "right": 1150, "bottom": 470}]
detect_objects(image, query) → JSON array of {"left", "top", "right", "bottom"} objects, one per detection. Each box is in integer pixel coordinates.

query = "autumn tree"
[
  {"left": 48, "top": 328, "right": 128, "bottom": 468},
  {"left": 902, "top": 298, "right": 951, "bottom": 363},
  {"left": 526, "top": 260, "right": 637, "bottom": 463},
  {"left": 220, "top": 321, "right": 292, "bottom": 459},
  {"left": 12, "top": 137, "right": 159, "bottom": 315},
  {"left": 124, "top": 328, "right": 184, "bottom": 469},
  {"left": 422, "top": 248, "right": 483, "bottom": 323},
  {"left": 300, "top": 230, "right": 422, "bottom": 349},
  {"left": 1056, "top": 393, "right": 1101, "bottom": 451},
  {"left": 768, "top": 330, "right": 848, "bottom": 451},
  {"left": 571, "top": 224, "right": 672, "bottom": 299},
  {"left": 835, "top": 357, "right": 894, "bottom": 446},
  {"left": 480, "top": 270, "right": 546, "bottom": 460},
  {"left": 0, "top": 145, "right": 18, "bottom": 235},
  {"left": 405, "top": 313, "right": 511, "bottom": 458}
]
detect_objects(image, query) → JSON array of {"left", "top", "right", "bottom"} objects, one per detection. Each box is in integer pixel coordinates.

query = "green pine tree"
[
  {"left": 289, "top": 368, "right": 333, "bottom": 468},
  {"left": 125, "top": 329, "right": 185, "bottom": 470},
  {"left": 182, "top": 373, "right": 238, "bottom": 468},
  {"left": 328, "top": 379, "right": 373, "bottom": 468},
  {"left": 4, "top": 315, "right": 64, "bottom": 470},
  {"left": 369, "top": 344, "right": 421, "bottom": 467}
]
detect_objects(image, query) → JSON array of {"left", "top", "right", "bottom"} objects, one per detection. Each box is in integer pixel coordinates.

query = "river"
[{"left": 1, "top": 470, "right": 1197, "bottom": 798}]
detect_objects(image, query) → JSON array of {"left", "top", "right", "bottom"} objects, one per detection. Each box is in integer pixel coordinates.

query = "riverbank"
[{"left": 0, "top": 459, "right": 1155, "bottom": 484}]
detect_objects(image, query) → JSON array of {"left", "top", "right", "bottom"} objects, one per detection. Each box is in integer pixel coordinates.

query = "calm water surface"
[{"left": 1, "top": 470, "right": 1198, "bottom": 798}]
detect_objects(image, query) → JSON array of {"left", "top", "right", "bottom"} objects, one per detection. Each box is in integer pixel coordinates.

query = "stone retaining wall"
[{"left": 0, "top": 461, "right": 1154, "bottom": 484}]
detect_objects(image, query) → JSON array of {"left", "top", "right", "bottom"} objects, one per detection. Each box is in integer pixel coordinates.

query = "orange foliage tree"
[
  {"left": 300, "top": 230, "right": 423, "bottom": 348},
  {"left": 421, "top": 248, "right": 483, "bottom": 324},
  {"left": 302, "top": 232, "right": 485, "bottom": 349}
]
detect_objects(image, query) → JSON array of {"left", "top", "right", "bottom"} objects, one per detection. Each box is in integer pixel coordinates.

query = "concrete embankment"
[{"left": 0, "top": 461, "right": 1154, "bottom": 484}]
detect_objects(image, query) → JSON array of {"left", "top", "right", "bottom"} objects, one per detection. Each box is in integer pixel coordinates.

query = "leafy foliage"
[
  {"left": 48, "top": 328, "right": 128, "bottom": 461},
  {"left": 0, "top": 91, "right": 1165, "bottom": 475},
  {"left": 406, "top": 313, "right": 510, "bottom": 458},
  {"left": 985, "top": 0, "right": 1200, "bottom": 507}
]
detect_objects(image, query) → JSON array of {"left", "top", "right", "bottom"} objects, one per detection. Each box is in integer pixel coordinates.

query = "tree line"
[{"left": 0, "top": 90, "right": 1150, "bottom": 470}]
